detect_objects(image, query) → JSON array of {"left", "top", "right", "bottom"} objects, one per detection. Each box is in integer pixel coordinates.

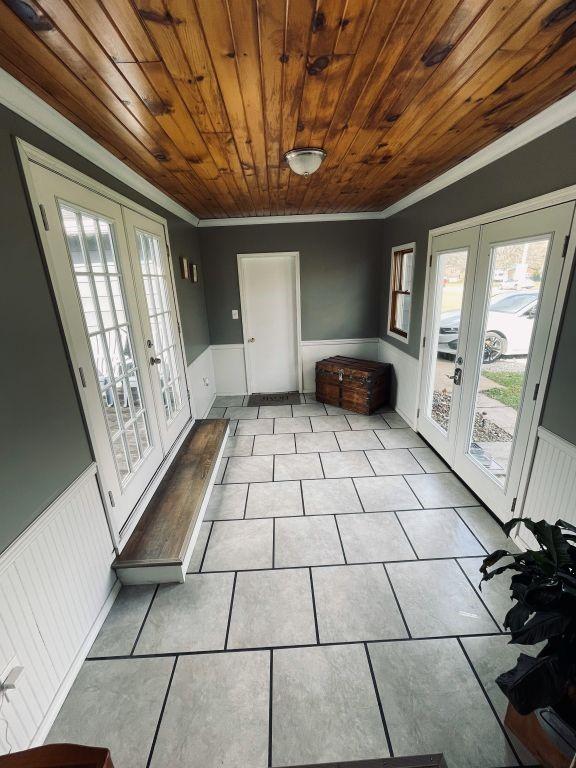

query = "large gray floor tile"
[
  {"left": 236, "top": 418, "right": 274, "bottom": 436},
  {"left": 223, "top": 435, "right": 254, "bottom": 457},
  {"left": 410, "top": 446, "right": 450, "bottom": 473},
  {"left": 337, "top": 512, "right": 415, "bottom": 563},
  {"left": 274, "top": 452, "right": 323, "bottom": 480},
  {"left": 324, "top": 404, "right": 357, "bottom": 415},
  {"left": 205, "top": 483, "right": 248, "bottom": 521},
  {"left": 258, "top": 404, "right": 292, "bottom": 418},
  {"left": 135, "top": 573, "right": 234, "bottom": 653},
  {"left": 387, "top": 559, "right": 499, "bottom": 637},
  {"left": 253, "top": 432, "right": 295, "bottom": 455},
  {"left": 335, "top": 430, "right": 383, "bottom": 451},
  {"left": 354, "top": 475, "right": 420, "bottom": 512},
  {"left": 245, "top": 480, "right": 303, "bottom": 518},
  {"left": 215, "top": 458, "right": 227, "bottom": 484},
  {"left": 47, "top": 658, "right": 173, "bottom": 768},
  {"left": 397, "top": 508, "right": 486, "bottom": 558},
  {"left": 214, "top": 395, "right": 245, "bottom": 407},
  {"left": 225, "top": 406, "right": 259, "bottom": 420},
  {"left": 295, "top": 431, "right": 339, "bottom": 453},
  {"left": 461, "top": 635, "right": 538, "bottom": 765},
  {"left": 228, "top": 568, "right": 316, "bottom": 648},
  {"left": 369, "top": 639, "right": 518, "bottom": 767},
  {"left": 320, "top": 450, "right": 373, "bottom": 478},
  {"left": 301, "top": 478, "right": 363, "bottom": 515},
  {"left": 346, "top": 414, "right": 389, "bottom": 430},
  {"left": 150, "top": 652, "right": 269, "bottom": 768},
  {"left": 292, "top": 403, "right": 327, "bottom": 416},
  {"left": 274, "top": 416, "right": 311, "bottom": 433},
  {"left": 313, "top": 564, "right": 408, "bottom": 642},
  {"left": 382, "top": 412, "right": 409, "bottom": 428},
  {"left": 208, "top": 406, "right": 226, "bottom": 418},
  {"left": 376, "top": 428, "right": 425, "bottom": 449},
  {"left": 274, "top": 515, "right": 344, "bottom": 567},
  {"left": 88, "top": 585, "right": 155, "bottom": 658},
  {"left": 187, "top": 521, "right": 211, "bottom": 572},
  {"left": 457, "top": 506, "right": 520, "bottom": 553},
  {"left": 406, "top": 472, "right": 477, "bottom": 507},
  {"left": 366, "top": 448, "right": 424, "bottom": 476},
  {"left": 458, "top": 556, "right": 512, "bottom": 629},
  {"left": 202, "top": 519, "right": 273, "bottom": 571},
  {"left": 273, "top": 644, "right": 389, "bottom": 766},
  {"left": 223, "top": 455, "right": 273, "bottom": 483},
  {"left": 311, "top": 415, "right": 350, "bottom": 432}
]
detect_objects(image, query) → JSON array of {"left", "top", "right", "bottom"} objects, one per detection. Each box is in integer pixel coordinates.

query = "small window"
[{"left": 388, "top": 244, "right": 414, "bottom": 341}]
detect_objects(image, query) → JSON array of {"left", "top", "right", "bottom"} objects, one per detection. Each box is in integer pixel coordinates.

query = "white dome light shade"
[{"left": 284, "top": 148, "right": 326, "bottom": 176}]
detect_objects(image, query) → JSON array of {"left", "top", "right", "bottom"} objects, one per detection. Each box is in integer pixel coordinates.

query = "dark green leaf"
[
  {"left": 497, "top": 653, "right": 565, "bottom": 714},
  {"left": 511, "top": 611, "right": 571, "bottom": 645}
]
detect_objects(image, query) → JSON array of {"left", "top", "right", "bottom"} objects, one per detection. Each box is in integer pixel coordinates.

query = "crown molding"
[
  {"left": 0, "top": 68, "right": 199, "bottom": 227},
  {"left": 197, "top": 210, "right": 380, "bottom": 227}
]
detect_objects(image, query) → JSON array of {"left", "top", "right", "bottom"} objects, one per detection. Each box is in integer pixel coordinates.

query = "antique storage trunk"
[{"left": 315, "top": 356, "right": 391, "bottom": 415}]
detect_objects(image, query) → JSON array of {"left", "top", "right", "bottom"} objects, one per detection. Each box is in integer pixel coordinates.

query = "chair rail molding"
[{"left": 0, "top": 464, "right": 118, "bottom": 754}]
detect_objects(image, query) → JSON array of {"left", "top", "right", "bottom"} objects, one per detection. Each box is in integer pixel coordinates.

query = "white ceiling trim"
[
  {"left": 0, "top": 68, "right": 199, "bottom": 227},
  {"left": 197, "top": 210, "right": 380, "bottom": 227}
]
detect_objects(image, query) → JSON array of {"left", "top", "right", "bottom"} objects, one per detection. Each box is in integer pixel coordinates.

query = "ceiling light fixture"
[{"left": 284, "top": 147, "right": 326, "bottom": 177}]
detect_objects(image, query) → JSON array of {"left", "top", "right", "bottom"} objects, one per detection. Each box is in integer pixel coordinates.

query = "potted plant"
[{"left": 481, "top": 517, "right": 576, "bottom": 767}]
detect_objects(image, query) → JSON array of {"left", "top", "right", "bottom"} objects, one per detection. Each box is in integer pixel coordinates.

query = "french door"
[
  {"left": 29, "top": 164, "right": 190, "bottom": 536},
  {"left": 419, "top": 202, "right": 575, "bottom": 521}
]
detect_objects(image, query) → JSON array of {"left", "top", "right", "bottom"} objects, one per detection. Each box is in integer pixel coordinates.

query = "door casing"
[{"left": 237, "top": 251, "right": 303, "bottom": 394}]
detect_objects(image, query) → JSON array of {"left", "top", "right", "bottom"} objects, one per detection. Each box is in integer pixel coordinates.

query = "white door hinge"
[
  {"left": 39, "top": 204, "right": 49, "bottom": 231},
  {"left": 422, "top": 336, "right": 426, "bottom": 348},
  {"left": 108, "top": 490, "right": 115, "bottom": 508},
  {"left": 511, "top": 496, "right": 517, "bottom": 513}
]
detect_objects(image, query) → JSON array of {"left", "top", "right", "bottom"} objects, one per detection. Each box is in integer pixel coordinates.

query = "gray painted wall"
[
  {"left": 0, "top": 104, "right": 210, "bottom": 554},
  {"left": 199, "top": 220, "right": 382, "bottom": 343},
  {"left": 379, "top": 117, "right": 576, "bottom": 444}
]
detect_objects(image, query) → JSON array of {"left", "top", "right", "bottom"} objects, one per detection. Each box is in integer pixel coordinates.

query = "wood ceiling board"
[{"left": 1, "top": 0, "right": 575, "bottom": 219}]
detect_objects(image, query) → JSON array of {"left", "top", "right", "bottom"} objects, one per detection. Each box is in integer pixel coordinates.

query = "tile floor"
[{"left": 47, "top": 397, "right": 534, "bottom": 768}]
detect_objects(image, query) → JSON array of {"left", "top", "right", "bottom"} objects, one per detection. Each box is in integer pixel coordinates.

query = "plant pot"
[{"left": 505, "top": 702, "right": 576, "bottom": 768}]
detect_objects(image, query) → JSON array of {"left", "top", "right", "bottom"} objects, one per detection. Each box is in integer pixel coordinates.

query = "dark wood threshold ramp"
[{"left": 113, "top": 419, "right": 228, "bottom": 585}]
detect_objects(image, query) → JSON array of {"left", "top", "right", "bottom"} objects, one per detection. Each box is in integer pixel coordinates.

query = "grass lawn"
[{"left": 483, "top": 371, "right": 524, "bottom": 410}]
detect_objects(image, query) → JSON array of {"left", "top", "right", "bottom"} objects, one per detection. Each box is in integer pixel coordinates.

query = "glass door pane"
[
  {"left": 60, "top": 205, "right": 155, "bottom": 486},
  {"left": 465, "top": 236, "right": 550, "bottom": 484}
]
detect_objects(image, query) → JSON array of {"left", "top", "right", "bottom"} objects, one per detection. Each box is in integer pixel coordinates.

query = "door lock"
[
  {"left": 449, "top": 367, "right": 463, "bottom": 385},
  {"left": 150, "top": 356, "right": 161, "bottom": 365},
  {"left": 248, "top": 337, "right": 255, "bottom": 343}
]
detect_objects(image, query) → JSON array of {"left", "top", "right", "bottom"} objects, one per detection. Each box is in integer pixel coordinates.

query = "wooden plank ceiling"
[{"left": 1, "top": 0, "right": 575, "bottom": 220}]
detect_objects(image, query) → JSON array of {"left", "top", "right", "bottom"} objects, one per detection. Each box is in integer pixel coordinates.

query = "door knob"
[
  {"left": 248, "top": 337, "right": 255, "bottom": 343},
  {"left": 150, "top": 356, "right": 161, "bottom": 365},
  {"left": 448, "top": 367, "right": 463, "bottom": 385}
]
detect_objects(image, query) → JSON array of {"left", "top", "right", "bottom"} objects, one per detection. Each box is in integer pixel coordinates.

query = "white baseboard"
[{"left": 378, "top": 338, "right": 420, "bottom": 428}]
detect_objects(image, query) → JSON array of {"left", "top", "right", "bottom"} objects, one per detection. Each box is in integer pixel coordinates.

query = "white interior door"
[
  {"left": 30, "top": 164, "right": 164, "bottom": 534},
  {"left": 123, "top": 209, "right": 190, "bottom": 446},
  {"left": 453, "top": 203, "right": 575, "bottom": 521},
  {"left": 418, "top": 226, "right": 480, "bottom": 462},
  {"left": 238, "top": 252, "right": 300, "bottom": 393}
]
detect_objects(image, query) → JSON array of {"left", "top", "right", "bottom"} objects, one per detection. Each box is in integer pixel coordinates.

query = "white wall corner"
[{"left": 378, "top": 338, "right": 420, "bottom": 428}]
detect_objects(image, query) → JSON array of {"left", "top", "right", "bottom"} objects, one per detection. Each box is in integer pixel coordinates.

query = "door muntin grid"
[
  {"left": 59, "top": 203, "right": 153, "bottom": 484},
  {"left": 135, "top": 229, "right": 183, "bottom": 423}
]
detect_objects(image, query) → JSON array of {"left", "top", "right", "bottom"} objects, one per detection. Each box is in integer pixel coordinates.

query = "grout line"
[
  {"left": 298, "top": 480, "right": 306, "bottom": 516},
  {"left": 318, "top": 451, "right": 326, "bottom": 479},
  {"left": 351, "top": 476, "right": 367, "bottom": 512},
  {"left": 242, "top": 485, "right": 249, "bottom": 519},
  {"left": 145, "top": 655, "right": 178, "bottom": 768},
  {"left": 272, "top": 518, "right": 276, "bottom": 568},
  {"left": 130, "top": 584, "right": 159, "bottom": 656},
  {"left": 453, "top": 507, "right": 489, "bottom": 555},
  {"left": 198, "top": 521, "right": 214, "bottom": 573},
  {"left": 333, "top": 514, "right": 348, "bottom": 564},
  {"left": 382, "top": 563, "right": 412, "bottom": 639},
  {"left": 455, "top": 558, "right": 502, "bottom": 633},
  {"left": 393, "top": 511, "right": 419, "bottom": 560},
  {"left": 364, "top": 643, "right": 394, "bottom": 758},
  {"left": 457, "top": 638, "right": 522, "bottom": 765},
  {"left": 87, "top": 630, "right": 509, "bottom": 662},
  {"left": 224, "top": 572, "right": 238, "bottom": 650},
  {"left": 308, "top": 567, "right": 320, "bottom": 644},
  {"left": 268, "top": 649, "right": 274, "bottom": 768},
  {"left": 362, "top": 449, "right": 376, "bottom": 475},
  {"left": 272, "top": 453, "right": 276, "bottom": 482}
]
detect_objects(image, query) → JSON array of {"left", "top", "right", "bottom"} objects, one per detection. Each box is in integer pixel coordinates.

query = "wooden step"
[{"left": 113, "top": 419, "right": 228, "bottom": 585}]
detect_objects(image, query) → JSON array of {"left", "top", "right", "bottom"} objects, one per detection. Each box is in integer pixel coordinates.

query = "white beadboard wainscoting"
[
  {"left": 0, "top": 465, "right": 117, "bottom": 754},
  {"left": 301, "top": 338, "right": 380, "bottom": 393},
  {"left": 378, "top": 338, "right": 420, "bottom": 427},
  {"left": 187, "top": 345, "right": 216, "bottom": 417},
  {"left": 211, "top": 344, "right": 248, "bottom": 395},
  {"left": 515, "top": 426, "right": 576, "bottom": 549}
]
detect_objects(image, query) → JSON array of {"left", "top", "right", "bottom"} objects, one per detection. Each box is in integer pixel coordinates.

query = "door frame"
[
  {"left": 17, "top": 140, "right": 194, "bottom": 548},
  {"left": 237, "top": 251, "right": 303, "bottom": 394},
  {"left": 416, "top": 185, "right": 576, "bottom": 523}
]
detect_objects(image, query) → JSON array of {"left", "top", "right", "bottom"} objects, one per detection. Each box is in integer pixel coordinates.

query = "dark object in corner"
[{"left": 315, "top": 356, "right": 391, "bottom": 415}]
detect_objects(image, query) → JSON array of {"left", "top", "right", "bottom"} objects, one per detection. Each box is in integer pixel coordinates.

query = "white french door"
[
  {"left": 29, "top": 164, "right": 190, "bottom": 537},
  {"left": 123, "top": 209, "right": 189, "bottom": 447},
  {"left": 419, "top": 202, "right": 575, "bottom": 522}
]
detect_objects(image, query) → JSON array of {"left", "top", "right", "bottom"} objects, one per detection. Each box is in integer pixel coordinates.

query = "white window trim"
[{"left": 387, "top": 241, "right": 415, "bottom": 345}]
